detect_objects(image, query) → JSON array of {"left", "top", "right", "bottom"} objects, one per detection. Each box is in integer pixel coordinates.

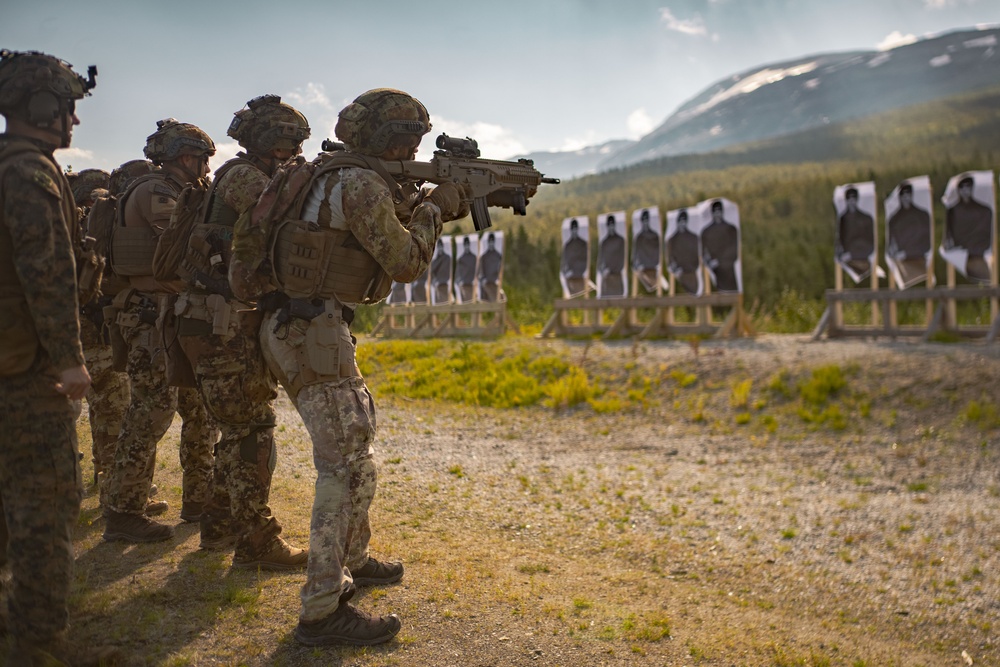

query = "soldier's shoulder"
[
  {"left": 217, "top": 161, "right": 267, "bottom": 193},
  {"left": 129, "top": 174, "right": 177, "bottom": 200},
  {"left": 2, "top": 150, "right": 64, "bottom": 200},
  {"left": 343, "top": 166, "right": 390, "bottom": 193}
]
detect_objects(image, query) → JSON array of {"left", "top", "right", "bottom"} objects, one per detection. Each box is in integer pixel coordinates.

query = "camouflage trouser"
[
  {"left": 0, "top": 357, "right": 83, "bottom": 646},
  {"left": 81, "top": 318, "right": 129, "bottom": 502},
  {"left": 260, "top": 313, "right": 377, "bottom": 622},
  {"left": 179, "top": 311, "right": 281, "bottom": 553},
  {"left": 106, "top": 318, "right": 215, "bottom": 515}
]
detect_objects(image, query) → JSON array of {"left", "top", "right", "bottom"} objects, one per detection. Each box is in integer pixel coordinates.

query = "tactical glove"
[{"left": 426, "top": 182, "right": 471, "bottom": 222}]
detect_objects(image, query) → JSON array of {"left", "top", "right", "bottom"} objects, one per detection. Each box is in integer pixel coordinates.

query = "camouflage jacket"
[
  {"left": 0, "top": 133, "right": 84, "bottom": 376},
  {"left": 230, "top": 161, "right": 442, "bottom": 302}
]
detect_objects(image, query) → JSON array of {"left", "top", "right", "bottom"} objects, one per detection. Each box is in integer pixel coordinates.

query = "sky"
[{"left": 2, "top": 0, "right": 999, "bottom": 174}]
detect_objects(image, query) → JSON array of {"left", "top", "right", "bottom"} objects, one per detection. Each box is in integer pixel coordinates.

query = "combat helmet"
[
  {"left": 334, "top": 88, "right": 430, "bottom": 156},
  {"left": 228, "top": 94, "right": 310, "bottom": 155},
  {"left": 0, "top": 49, "right": 96, "bottom": 145},
  {"left": 109, "top": 159, "right": 158, "bottom": 196},
  {"left": 143, "top": 118, "right": 215, "bottom": 165},
  {"left": 67, "top": 167, "right": 110, "bottom": 206}
]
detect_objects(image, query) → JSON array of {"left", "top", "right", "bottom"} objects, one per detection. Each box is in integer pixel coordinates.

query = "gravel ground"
[{"left": 68, "top": 334, "right": 1000, "bottom": 666}]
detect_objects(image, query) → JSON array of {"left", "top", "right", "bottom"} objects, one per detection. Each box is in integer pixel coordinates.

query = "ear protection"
[{"left": 26, "top": 90, "right": 62, "bottom": 127}]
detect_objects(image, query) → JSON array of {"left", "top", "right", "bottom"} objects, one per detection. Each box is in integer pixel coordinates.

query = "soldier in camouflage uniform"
[
  {"left": 230, "top": 88, "right": 469, "bottom": 646},
  {"left": 0, "top": 49, "right": 124, "bottom": 666},
  {"left": 67, "top": 169, "right": 130, "bottom": 503},
  {"left": 176, "top": 95, "right": 309, "bottom": 569},
  {"left": 102, "top": 119, "right": 218, "bottom": 543}
]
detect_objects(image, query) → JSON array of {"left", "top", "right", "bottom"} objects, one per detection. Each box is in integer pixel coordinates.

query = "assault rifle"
[{"left": 321, "top": 134, "right": 560, "bottom": 231}]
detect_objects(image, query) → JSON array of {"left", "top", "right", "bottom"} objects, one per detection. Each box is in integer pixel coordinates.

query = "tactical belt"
[
  {"left": 259, "top": 291, "right": 355, "bottom": 326},
  {"left": 114, "top": 289, "right": 159, "bottom": 326}
]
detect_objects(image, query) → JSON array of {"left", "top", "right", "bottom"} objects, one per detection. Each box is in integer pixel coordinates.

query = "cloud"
[
  {"left": 431, "top": 117, "right": 527, "bottom": 160},
  {"left": 558, "top": 129, "right": 605, "bottom": 153},
  {"left": 924, "top": 0, "right": 978, "bottom": 7},
  {"left": 626, "top": 108, "right": 656, "bottom": 138},
  {"left": 284, "top": 82, "right": 334, "bottom": 111},
  {"left": 54, "top": 146, "right": 96, "bottom": 170},
  {"left": 877, "top": 31, "right": 917, "bottom": 51},
  {"left": 209, "top": 141, "right": 241, "bottom": 173},
  {"left": 659, "top": 7, "right": 708, "bottom": 37}
]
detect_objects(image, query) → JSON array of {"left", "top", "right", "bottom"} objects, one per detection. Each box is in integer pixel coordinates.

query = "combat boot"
[
  {"left": 144, "top": 498, "right": 169, "bottom": 516},
  {"left": 232, "top": 536, "right": 308, "bottom": 571},
  {"left": 103, "top": 509, "right": 174, "bottom": 543},
  {"left": 199, "top": 512, "right": 238, "bottom": 551},
  {"left": 294, "top": 603, "right": 401, "bottom": 646},
  {"left": 351, "top": 556, "right": 404, "bottom": 587},
  {"left": 180, "top": 501, "right": 204, "bottom": 523}
]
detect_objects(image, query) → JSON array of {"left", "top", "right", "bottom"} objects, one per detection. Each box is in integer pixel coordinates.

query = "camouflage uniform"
[
  {"left": 239, "top": 162, "right": 442, "bottom": 619},
  {"left": 67, "top": 168, "right": 131, "bottom": 501},
  {"left": 177, "top": 153, "right": 290, "bottom": 558},
  {"left": 80, "top": 294, "right": 130, "bottom": 500},
  {"left": 105, "top": 169, "right": 216, "bottom": 519},
  {"left": 0, "top": 135, "right": 84, "bottom": 650}
]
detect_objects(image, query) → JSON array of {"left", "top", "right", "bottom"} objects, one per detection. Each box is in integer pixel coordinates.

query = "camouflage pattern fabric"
[
  {"left": 106, "top": 314, "right": 215, "bottom": 514},
  {"left": 251, "top": 162, "right": 440, "bottom": 621},
  {"left": 80, "top": 317, "right": 129, "bottom": 502},
  {"left": 258, "top": 319, "right": 377, "bottom": 622},
  {"left": 178, "top": 156, "right": 285, "bottom": 556},
  {"left": 337, "top": 168, "right": 441, "bottom": 281},
  {"left": 0, "top": 134, "right": 84, "bottom": 647},
  {"left": 0, "top": 135, "right": 84, "bottom": 373},
  {"left": 180, "top": 310, "right": 282, "bottom": 554},
  {"left": 0, "top": 363, "right": 83, "bottom": 645}
]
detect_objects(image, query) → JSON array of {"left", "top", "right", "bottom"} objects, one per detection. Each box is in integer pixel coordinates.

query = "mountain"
[
  {"left": 515, "top": 139, "right": 635, "bottom": 181},
  {"left": 522, "top": 26, "right": 999, "bottom": 178}
]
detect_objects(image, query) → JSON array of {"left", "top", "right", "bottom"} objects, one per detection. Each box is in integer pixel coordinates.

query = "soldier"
[
  {"left": 0, "top": 49, "right": 123, "bottom": 665},
  {"left": 230, "top": 88, "right": 468, "bottom": 645},
  {"left": 102, "top": 119, "right": 218, "bottom": 543},
  {"left": 66, "top": 168, "right": 136, "bottom": 511},
  {"left": 175, "top": 95, "right": 310, "bottom": 568}
]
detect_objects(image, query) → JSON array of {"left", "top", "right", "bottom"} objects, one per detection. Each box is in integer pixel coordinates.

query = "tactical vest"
[
  {"left": 177, "top": 157, "right": 252, "bottom": 291},
  {"left": 110, "top": 173, "right": 174, "bottom": 276},
  {"left": 0, "top": 137, "right": 78, "bottom": 376},
  {"left": 269, "top": 154, "right": 397, "bottom": 305}
]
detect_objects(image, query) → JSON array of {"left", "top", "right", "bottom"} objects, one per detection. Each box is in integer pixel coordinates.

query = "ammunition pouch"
[
  {"left": 265, "top": 295, "right": 359, "bottom": 398},
  {"left": 270, "top": 219, "right": 391, "bottom": 305},
  {"left": 103, "top": 290, "right": 132, "bottom": 371},
  {"left": 112, "top": 289, "right": 160, "bottom": 358},
  {"left": 160, "top": 295, "right": 196, "bottom": 388},
  {"left": 76, "top": 237, "right": 105, "bottom": 306},
  {"left": 178, "top": 223, "right": 232, "bottom": 289},
  {"left": 300, "top": 302, "right": 360, "bottom": 389},
  {"left": 110, "top": 226, "right": 158, "bottom": 276},
  {"left": 173, "top": 292, "right": 242, "bottom": 338},
  {"left": 81, "top": 294, "right": 114, "bottom": 345}
]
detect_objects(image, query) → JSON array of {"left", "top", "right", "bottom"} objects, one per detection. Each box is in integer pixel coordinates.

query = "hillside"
[
  {"left": 451, "top": 85, "right": 1000, "bottom": 327},
  {"left": 605, "top": 26, "right": 1000, "bottom": 170}
]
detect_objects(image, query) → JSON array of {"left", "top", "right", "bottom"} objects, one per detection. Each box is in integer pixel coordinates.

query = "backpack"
[
  {"left": 152, "top": 158, "right": 254, "bottom": 284},
  {"left": 84, "top": 194, "right": 119, "bottom": 267},
  {"left": 151, "top": 178, "right": 210, "bottom": 282}
]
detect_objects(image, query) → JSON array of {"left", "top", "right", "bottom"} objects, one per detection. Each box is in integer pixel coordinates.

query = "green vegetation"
[{"left": 352, "top": 85, "right": 1000, "bottom": 335}]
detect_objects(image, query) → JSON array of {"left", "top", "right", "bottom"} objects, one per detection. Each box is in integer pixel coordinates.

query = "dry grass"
[{"left": 61, "top": 334, "right": 1000, "bottom": 666}]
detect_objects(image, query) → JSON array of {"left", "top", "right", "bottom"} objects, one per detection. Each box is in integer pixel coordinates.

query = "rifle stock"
[{"left": 322, "top": 134, "right": 559, "bottom": 231}]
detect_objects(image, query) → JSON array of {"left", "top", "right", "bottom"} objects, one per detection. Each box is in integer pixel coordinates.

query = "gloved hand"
[{"left": 426, "top": 182, "right": 471, "bottom": 222}]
